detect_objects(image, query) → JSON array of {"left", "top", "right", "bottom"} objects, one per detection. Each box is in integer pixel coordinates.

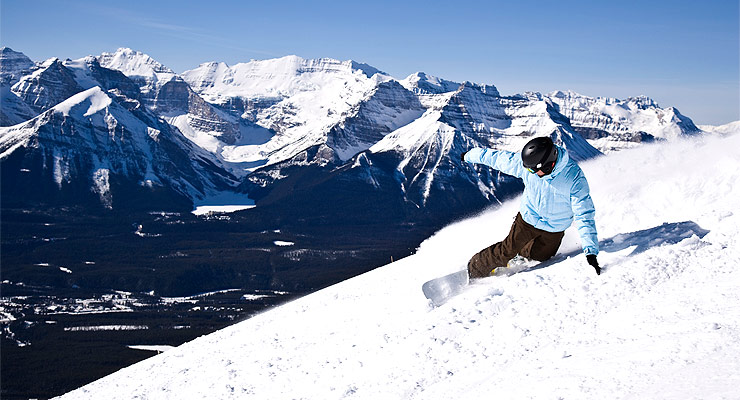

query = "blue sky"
[{"left": 1, "top": 0, "right": 738, "bottom": 125}]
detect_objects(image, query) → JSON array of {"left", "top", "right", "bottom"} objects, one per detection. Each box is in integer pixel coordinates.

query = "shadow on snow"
[{"left": 526, "top": 221, "right": 710, "bottom": 274}]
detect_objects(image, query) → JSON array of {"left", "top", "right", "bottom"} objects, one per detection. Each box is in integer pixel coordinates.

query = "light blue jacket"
[{"left": 464, "top": 146, "right": 599, "bottom": 255}]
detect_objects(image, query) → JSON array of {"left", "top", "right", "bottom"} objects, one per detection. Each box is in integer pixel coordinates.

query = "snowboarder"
[{"left": 461, "top": 136, "right": 601, "bottom": 278}]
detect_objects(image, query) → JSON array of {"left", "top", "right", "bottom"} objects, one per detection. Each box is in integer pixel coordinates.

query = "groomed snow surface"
[{"left": 59, "top": 131, "right": 740, "bottom": 400}]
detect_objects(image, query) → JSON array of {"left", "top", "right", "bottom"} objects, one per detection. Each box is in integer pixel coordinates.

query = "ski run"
[{"left": 58, "top": 130, "right": 740, "bottom": 399}]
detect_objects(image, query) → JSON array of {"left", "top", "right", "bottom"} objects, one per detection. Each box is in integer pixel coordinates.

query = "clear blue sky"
[{"left": 1, "top": 0, "right": 738, "bottom": 125}]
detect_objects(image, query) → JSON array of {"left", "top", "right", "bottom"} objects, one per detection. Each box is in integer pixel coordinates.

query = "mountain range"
[
  {"left": 0, "top": 46, "right": 702, "bottom": 221},
  {"left": 0, "top": 46, "right": 717, "bottom": 399}
]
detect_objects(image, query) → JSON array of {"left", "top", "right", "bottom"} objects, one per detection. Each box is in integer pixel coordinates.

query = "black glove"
[
  {"left": 586, "top": 254, "right": 601, "bottom": 275},
  {"left": 460, "top": 151, "right": 468, "bottom": 163}
]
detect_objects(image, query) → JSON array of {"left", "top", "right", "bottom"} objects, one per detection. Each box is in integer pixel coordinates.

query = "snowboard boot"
[{"left": 507, "top": 254, "right": 531, "bottom": 268}]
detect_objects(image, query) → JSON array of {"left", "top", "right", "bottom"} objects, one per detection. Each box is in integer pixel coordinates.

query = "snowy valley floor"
[{"left": 59, "top": 131, "right": 740, "bottom": 399}]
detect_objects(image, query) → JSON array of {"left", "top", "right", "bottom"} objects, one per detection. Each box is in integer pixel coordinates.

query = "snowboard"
[
  {"left": 422, "top": 269, "right": 469, "bottom": 307},
  {"left": 422, "top": 258, "right": 541, "bottom": 306}
]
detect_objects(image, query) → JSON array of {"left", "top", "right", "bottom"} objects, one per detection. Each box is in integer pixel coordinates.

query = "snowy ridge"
[
  {"left": 547, "top": 90, "right": 701, "bottom": 153},
  {"left": 53, "top": 86, "right": 112, "bottom": 117},
  {"left": 399, "top": 72, "right": 499, "bottom": 97},
  {"left": 57, "top": 131, "right": 740, "bottom": 399},
  {"left": 182, "top": 55, "right": 386, "bottom": 102},
  {"left": 699, "top": 120, "right": 740, "bottom": 135},
  {"left": 0, "top": 110, "right": 46, "bottom": 159}
]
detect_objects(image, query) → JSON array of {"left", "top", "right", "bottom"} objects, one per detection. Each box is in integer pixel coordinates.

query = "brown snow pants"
[{"left": 467, "top": 213, "right": 565, "bottom": 279}]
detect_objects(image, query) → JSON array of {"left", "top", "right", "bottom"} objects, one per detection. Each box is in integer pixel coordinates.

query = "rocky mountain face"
[
  {"left": 0, "top": 47, "right": 34, "bottom": 86},
  {"left": 99, "top": 49, "right": 265, "bottom": 178},
  {"left": 11, "top": 58, "right": 85, "bottom": 114},
  {"left": 1, "top": 51, "right": 237, "bottom": 211},
  {"left": 1, "top": 48, "right": 37, "bottom": 127},
  {"left": 179, "top": 55, "right": 402, "bottom": 172},
  {"left": 0, "top": 47, "right": 703, "bottom": 223}
]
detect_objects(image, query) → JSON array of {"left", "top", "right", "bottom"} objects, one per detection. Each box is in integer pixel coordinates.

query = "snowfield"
[{"left": 58, "top": 130, "right": 740, "bottom": 399}]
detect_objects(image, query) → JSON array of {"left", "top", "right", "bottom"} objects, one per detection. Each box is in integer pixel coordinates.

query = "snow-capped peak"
[
  {"left": 98, "top": 48, "right": 177, "bottom": 93},
  {"left": 53, "top": 86, "right": 112, "bottom": 117},
  {"left": 400, "top": 72, "right": 500, "bottom": 97},
  {"left": 400, "top": 72, "right": 463, "bottom": 95},
  {"left": 0, "top": 46, "right": 34, "bottom": 65},
  {"left": 99, "top": 47, "right": 174, "bottom": 76},
  {"left": 347, "top": 60, "right": 384, "bottom": 79},
  {"left": 38, "top": 57, "right": 62, "bottom": 69},
  {"left": 625, "top": 94, "right": 659, "bottom": 109}
]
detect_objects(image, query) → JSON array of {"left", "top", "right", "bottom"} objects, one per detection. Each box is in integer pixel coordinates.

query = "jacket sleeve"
[
  {"left": 464, "top": 148, "right": 525, "bottom": 179},
  {"left": 570, "top": 168, "right": 599, "bottom": 255}
]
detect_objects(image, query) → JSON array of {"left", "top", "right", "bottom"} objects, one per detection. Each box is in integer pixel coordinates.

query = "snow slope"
[{"left": 58, "top": 130, "right": 740, "bottom": 399}]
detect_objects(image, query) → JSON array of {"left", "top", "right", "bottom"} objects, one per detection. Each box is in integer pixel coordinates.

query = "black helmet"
[{"left": 522, "top": 137, "right": 558, "bottom": 175}]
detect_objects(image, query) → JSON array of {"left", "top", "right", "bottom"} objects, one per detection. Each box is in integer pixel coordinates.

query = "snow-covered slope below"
[{"left": 58, "top": 129, "right": 740, "bottom": 399}]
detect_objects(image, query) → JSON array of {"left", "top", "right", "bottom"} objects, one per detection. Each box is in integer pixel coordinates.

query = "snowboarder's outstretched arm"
[{"left": 462, "top": 148, "right": 525, "bottom": 178}]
